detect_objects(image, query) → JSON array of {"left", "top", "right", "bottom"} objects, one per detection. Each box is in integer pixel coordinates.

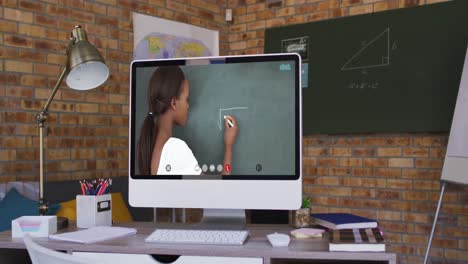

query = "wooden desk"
[{"left": 0, "top": 222, "right": 396, "bottom": 264}]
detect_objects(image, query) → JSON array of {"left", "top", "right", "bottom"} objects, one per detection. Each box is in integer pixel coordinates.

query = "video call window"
[{"left": 130, "top": 55, "right": 300, "bottom": 180}]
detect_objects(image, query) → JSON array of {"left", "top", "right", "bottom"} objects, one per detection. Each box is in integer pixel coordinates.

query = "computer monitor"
[{"left": 129, "top": 53, "right": 302, "bottom": 224}]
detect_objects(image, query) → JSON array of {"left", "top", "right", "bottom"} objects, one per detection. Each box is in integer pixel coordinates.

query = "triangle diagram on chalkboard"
[{"left": 341, "top": 28, "right": 390, "bottom": 71}]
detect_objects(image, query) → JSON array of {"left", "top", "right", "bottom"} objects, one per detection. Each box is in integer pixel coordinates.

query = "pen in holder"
[{"left": 76, "top": 179, "right": 113, "bottom": 228}]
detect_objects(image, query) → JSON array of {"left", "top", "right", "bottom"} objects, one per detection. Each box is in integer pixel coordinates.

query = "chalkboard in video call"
[{"left": 134, "top": 59, "right": 298, "bottom": 176}]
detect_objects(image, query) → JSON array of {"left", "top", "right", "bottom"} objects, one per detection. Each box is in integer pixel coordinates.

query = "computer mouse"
[{"left": 267, "top": 232, "right": 290, "bottom": 247}]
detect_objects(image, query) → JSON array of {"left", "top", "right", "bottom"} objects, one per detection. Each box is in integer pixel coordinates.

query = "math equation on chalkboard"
[{"left": 347, "top": 82, "right": 379, "bottom": 90}]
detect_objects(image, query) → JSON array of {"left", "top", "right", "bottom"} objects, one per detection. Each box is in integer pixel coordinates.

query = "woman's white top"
[{"left": 157, "top": 137, "right": 200, "bottom": 175}]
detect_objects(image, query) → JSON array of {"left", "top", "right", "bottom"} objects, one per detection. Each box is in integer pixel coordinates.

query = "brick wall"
[
  {"left": 0, "top": 0, "right": 228, "bottom": 183},
  {"left": 1, "top": 0, "right": 466, "bottom": 263}
]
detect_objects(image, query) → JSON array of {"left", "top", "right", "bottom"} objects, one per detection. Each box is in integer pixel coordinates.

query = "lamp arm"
[
  {"left": 36, "top": 37, "right": 74, "bottom": 215},
  {"left": 36, "top": 37, "right": 75, "bottom": 122},
  {"left": 36, "top": 67, "right": 68, "bottom": 123}
]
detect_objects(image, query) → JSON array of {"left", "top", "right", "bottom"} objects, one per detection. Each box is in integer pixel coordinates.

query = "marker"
[{"left": 224, "top": 115, "right": 234, "bottom": 127}]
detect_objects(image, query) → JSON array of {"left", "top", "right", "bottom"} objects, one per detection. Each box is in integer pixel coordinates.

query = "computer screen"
[{"left": 129, "top": 53, "right": 302, "bottom": 211}]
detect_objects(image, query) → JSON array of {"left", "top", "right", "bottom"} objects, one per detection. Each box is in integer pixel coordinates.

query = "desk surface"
[{"left": 0, "top": 222, "right": 396, "bottom": 264}]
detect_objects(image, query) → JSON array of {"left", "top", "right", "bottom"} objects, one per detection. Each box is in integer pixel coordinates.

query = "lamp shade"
[{"left": 65, "top": 26, "right": 109, "bottom": 90}]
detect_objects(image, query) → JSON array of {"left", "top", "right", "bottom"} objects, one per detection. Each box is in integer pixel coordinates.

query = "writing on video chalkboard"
[{"left": 217, "top": 107, "right": 248, "bottom": 130}]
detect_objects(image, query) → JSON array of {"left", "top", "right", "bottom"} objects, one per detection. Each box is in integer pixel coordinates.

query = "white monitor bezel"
[{"left": 129, "top": 53, "right": 302, "bottom": 210}]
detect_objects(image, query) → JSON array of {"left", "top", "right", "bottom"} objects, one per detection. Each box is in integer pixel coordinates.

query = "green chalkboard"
[
  {"left": 134, "top": 57, "right": 299, "bottom": 176},
  {"left": 265, "top": 0, "right": 468, "bottom": 134}
]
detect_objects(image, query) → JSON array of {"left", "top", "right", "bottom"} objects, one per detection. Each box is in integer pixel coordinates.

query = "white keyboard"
[{"left": 145, "top": 229, "right": 249, "bottom": 245}]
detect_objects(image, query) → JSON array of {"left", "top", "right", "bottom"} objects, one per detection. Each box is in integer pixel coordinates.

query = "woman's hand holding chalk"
[
  {"left": 224, "top": 115, "right": 234, "bottom": 128},
  {"left": 223, "top": 115, "right": 238, "bottom": 148}
]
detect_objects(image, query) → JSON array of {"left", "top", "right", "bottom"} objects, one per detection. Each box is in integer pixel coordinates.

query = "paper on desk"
[{"left": 49, "top": 226, "right": 137, "bottom": 244}]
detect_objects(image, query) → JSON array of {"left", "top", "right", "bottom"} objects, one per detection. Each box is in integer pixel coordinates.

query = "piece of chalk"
[{"left": 224, "top": 115, "right": 234, "bottom": 127}]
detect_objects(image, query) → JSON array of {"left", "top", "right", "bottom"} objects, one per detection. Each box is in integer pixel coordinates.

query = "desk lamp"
[{"left": 36, "top": 25, "right": 109, "bottom": 215}]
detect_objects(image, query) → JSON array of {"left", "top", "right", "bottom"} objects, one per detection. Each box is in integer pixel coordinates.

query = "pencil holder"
[{"left": 76, "top": 194, "right": 112, "bottom": 228}]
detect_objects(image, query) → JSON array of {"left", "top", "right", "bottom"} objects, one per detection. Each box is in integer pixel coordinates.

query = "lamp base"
[{"left": 38, "top": 198, "right": 48, "bottom": 216}]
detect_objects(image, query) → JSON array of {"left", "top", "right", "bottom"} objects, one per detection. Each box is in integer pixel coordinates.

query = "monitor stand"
[{"left": 195, "top": 209, "right": 246, "bottom": 230}]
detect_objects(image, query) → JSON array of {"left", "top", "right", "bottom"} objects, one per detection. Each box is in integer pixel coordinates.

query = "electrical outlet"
[{"left": 225, "top": 8, "right": 232, "bottom": 22}]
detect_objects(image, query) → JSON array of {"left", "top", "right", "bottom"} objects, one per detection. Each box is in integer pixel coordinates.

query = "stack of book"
[{"left": 311, "top": 213, "right": 385, "bottom": 252}]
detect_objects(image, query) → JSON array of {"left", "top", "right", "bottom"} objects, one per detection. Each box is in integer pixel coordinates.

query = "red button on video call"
[{"left": 225, "top": 164, "right": 231, "bottom": 172}]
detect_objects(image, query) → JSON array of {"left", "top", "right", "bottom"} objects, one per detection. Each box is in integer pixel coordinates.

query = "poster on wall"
[{"left": 133, "top": 12, "right": 219, "bottom": 60}]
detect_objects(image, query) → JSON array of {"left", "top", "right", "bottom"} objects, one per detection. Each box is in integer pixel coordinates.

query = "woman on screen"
[{"left": 137, "top": 66, "right": 238, "bottom": 176}]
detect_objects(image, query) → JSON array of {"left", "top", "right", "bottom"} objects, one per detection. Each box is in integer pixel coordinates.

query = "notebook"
[
  {"left": 49, "top": 226, "right": 137, "bottom": 244},
  {"left": 311, "top": 213, "right": 377, "bottom": 229},
  {"left": 329, "top": 228, "right": 385, "bottom": 252}
]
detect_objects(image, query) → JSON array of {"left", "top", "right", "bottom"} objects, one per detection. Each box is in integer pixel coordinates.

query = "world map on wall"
[{"left": 134, "top": 32, "right": 212, "bottom": 60}]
